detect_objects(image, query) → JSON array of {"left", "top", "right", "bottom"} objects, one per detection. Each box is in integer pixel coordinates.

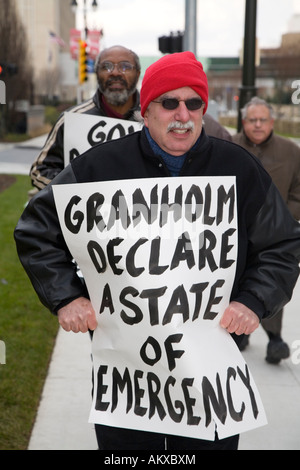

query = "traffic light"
[
  {"left": 0, "top": 62, "right": 18, "bottom": 77},
  {"left": 78, "top": 40, "right": 88, "bottom": 84},
  {"left": 158, "top": 32, "right": 183, "bottom": 54},
  {"left": 158, "top": 36, "right": 171, "bottom": 54}
]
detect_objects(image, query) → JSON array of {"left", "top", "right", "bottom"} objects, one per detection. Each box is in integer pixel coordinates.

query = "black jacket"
[{"left": 15, "top": 128, "right": 300, "bottom": 324}]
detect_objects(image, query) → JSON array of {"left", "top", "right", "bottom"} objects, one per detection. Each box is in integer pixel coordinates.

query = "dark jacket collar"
[{"left": 242, "top": 129, "right": 274, "bottom": 148}]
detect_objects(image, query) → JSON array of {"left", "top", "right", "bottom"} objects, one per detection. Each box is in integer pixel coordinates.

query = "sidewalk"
[
  {"left": 28, "top": 279, "right": 300, "bottom": 451},
  {"left": 28, "top": 328, "right": 98, "bottom": 450},
  {"left": 0, "top": 134, "right": 47, "bottom": 175},
  {"left": 0, "top": 134, "right": 47, "bottom": 152}
]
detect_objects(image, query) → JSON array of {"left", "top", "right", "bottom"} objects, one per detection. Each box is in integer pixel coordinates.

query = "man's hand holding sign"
[
  {"left": 220, "top": 302, "right": 260, "bottom": 336},
  {"left": 58, "top": 297, "right": 97, "bottom": 333}
]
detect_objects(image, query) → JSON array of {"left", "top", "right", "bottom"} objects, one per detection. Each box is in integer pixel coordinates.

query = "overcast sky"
[{"left": 77, "top": 0, "right": 300, "bottom": 57}]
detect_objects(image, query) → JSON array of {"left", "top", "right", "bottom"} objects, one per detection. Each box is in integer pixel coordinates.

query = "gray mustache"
[{"left": 167, "top": 121, "right": 195, "bottom": 132}]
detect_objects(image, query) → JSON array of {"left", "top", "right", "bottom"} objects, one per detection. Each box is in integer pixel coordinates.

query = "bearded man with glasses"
[
  {"left": 233, "top": 96, "right": 300, "bottom": 364},
  {"left": 95, "top": 47, "right": 140, "bottom": 114},
  {"left": 30, "top": 46, "right": 141, "bottom": 191},
  {"left": 15, "top": 52, "right": 300, "bottom": 450}
]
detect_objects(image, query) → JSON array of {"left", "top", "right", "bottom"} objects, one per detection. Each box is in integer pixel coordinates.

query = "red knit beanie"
[{"left": 140, "top": 51, "right": 209, "bottom": 116}]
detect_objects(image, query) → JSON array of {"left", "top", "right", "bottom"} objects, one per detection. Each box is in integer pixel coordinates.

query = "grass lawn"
[{"left": 0, "top": 175, "right": 58, "bottom": 450}]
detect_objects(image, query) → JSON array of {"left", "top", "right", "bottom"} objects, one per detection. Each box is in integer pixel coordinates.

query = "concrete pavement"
[
  {"left": 239, "top": 283, "right": 300, "bottom": 450},
  {"left": 0, "top": 134, "right": 47, "bottom": 175},
  {"left": 27, "top": 279, "right": 300, "bottom": 450},
  {"left": 0, "top": 134, "right": 47, "bottom": 152},
  {"left": 28, "top": 328, "right": 98, "bottom": 450}
]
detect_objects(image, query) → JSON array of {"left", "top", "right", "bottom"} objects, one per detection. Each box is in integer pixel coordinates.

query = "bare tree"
[
  {"left": 0, "top": 0, "right": 33, "bottom": 134},
  {"left": 38, "top": 67, "right": 62, "bottom": 103}
]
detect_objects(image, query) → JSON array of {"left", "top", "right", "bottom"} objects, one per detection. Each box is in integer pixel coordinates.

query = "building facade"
[
  {"left": 15, "top": 0, "right": 77, "bottom": 101},
  {"left": 206, "top": 14, "right": 300, "bottom": 112}
]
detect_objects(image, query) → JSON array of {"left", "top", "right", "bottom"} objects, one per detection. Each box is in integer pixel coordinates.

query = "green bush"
[{"left": 44, "top": 106, "right": 60, "bottom": 126}]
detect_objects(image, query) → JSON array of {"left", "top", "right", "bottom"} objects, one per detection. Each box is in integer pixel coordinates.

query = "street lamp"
[
  {"left": 183, "top": 0, "right": 197, "bottom": 55},
  {"left": 70, "top": 0, "right": 78, "bottom": 12},
  {"left": 70, "top": 0, "right": 100, "bottom": 103},
  {"left": 70, "top": 0, "right": 99, "bottom": 11},
  {"left": 237, "top": 0, "right": 257, "bottom": 131},
  {"left": 70, "top": 0, "right": 99, "bottom": 38}
]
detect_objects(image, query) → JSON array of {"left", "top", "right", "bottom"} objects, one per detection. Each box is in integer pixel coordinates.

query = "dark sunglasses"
[{"left": 152, "top": 97, "right": 204, "bottom": 111}]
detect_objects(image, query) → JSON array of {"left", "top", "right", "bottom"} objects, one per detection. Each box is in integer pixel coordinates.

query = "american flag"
[{"left": 49, "top": 31, "right": 66, "bottom": 48}]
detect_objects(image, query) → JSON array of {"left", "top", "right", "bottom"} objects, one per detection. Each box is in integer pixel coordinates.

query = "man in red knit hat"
[
  {"left": 140, "top": 51, "right": 209, "bottom": 161},
  {"left": 15, "top": 52, "right": 300, "bottom": 451}
]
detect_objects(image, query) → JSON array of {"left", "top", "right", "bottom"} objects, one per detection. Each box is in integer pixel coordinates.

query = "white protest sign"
[
  {"left": 53, "top": 177, "right": 267, "bottom": 441},
  {"left": 63, "top": 112, "right": 142, "bottom": 167}
]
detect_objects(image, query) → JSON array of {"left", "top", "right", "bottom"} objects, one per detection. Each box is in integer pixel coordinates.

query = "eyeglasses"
[
  {"left": 246, "top": 118, "right": 270, "bottom": 125},
  {"left": 98, "top": 61, "right": 136, "bottom": 74},
  {"left": 152, "top": 97, "right": 204, "bottom": 111}
]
